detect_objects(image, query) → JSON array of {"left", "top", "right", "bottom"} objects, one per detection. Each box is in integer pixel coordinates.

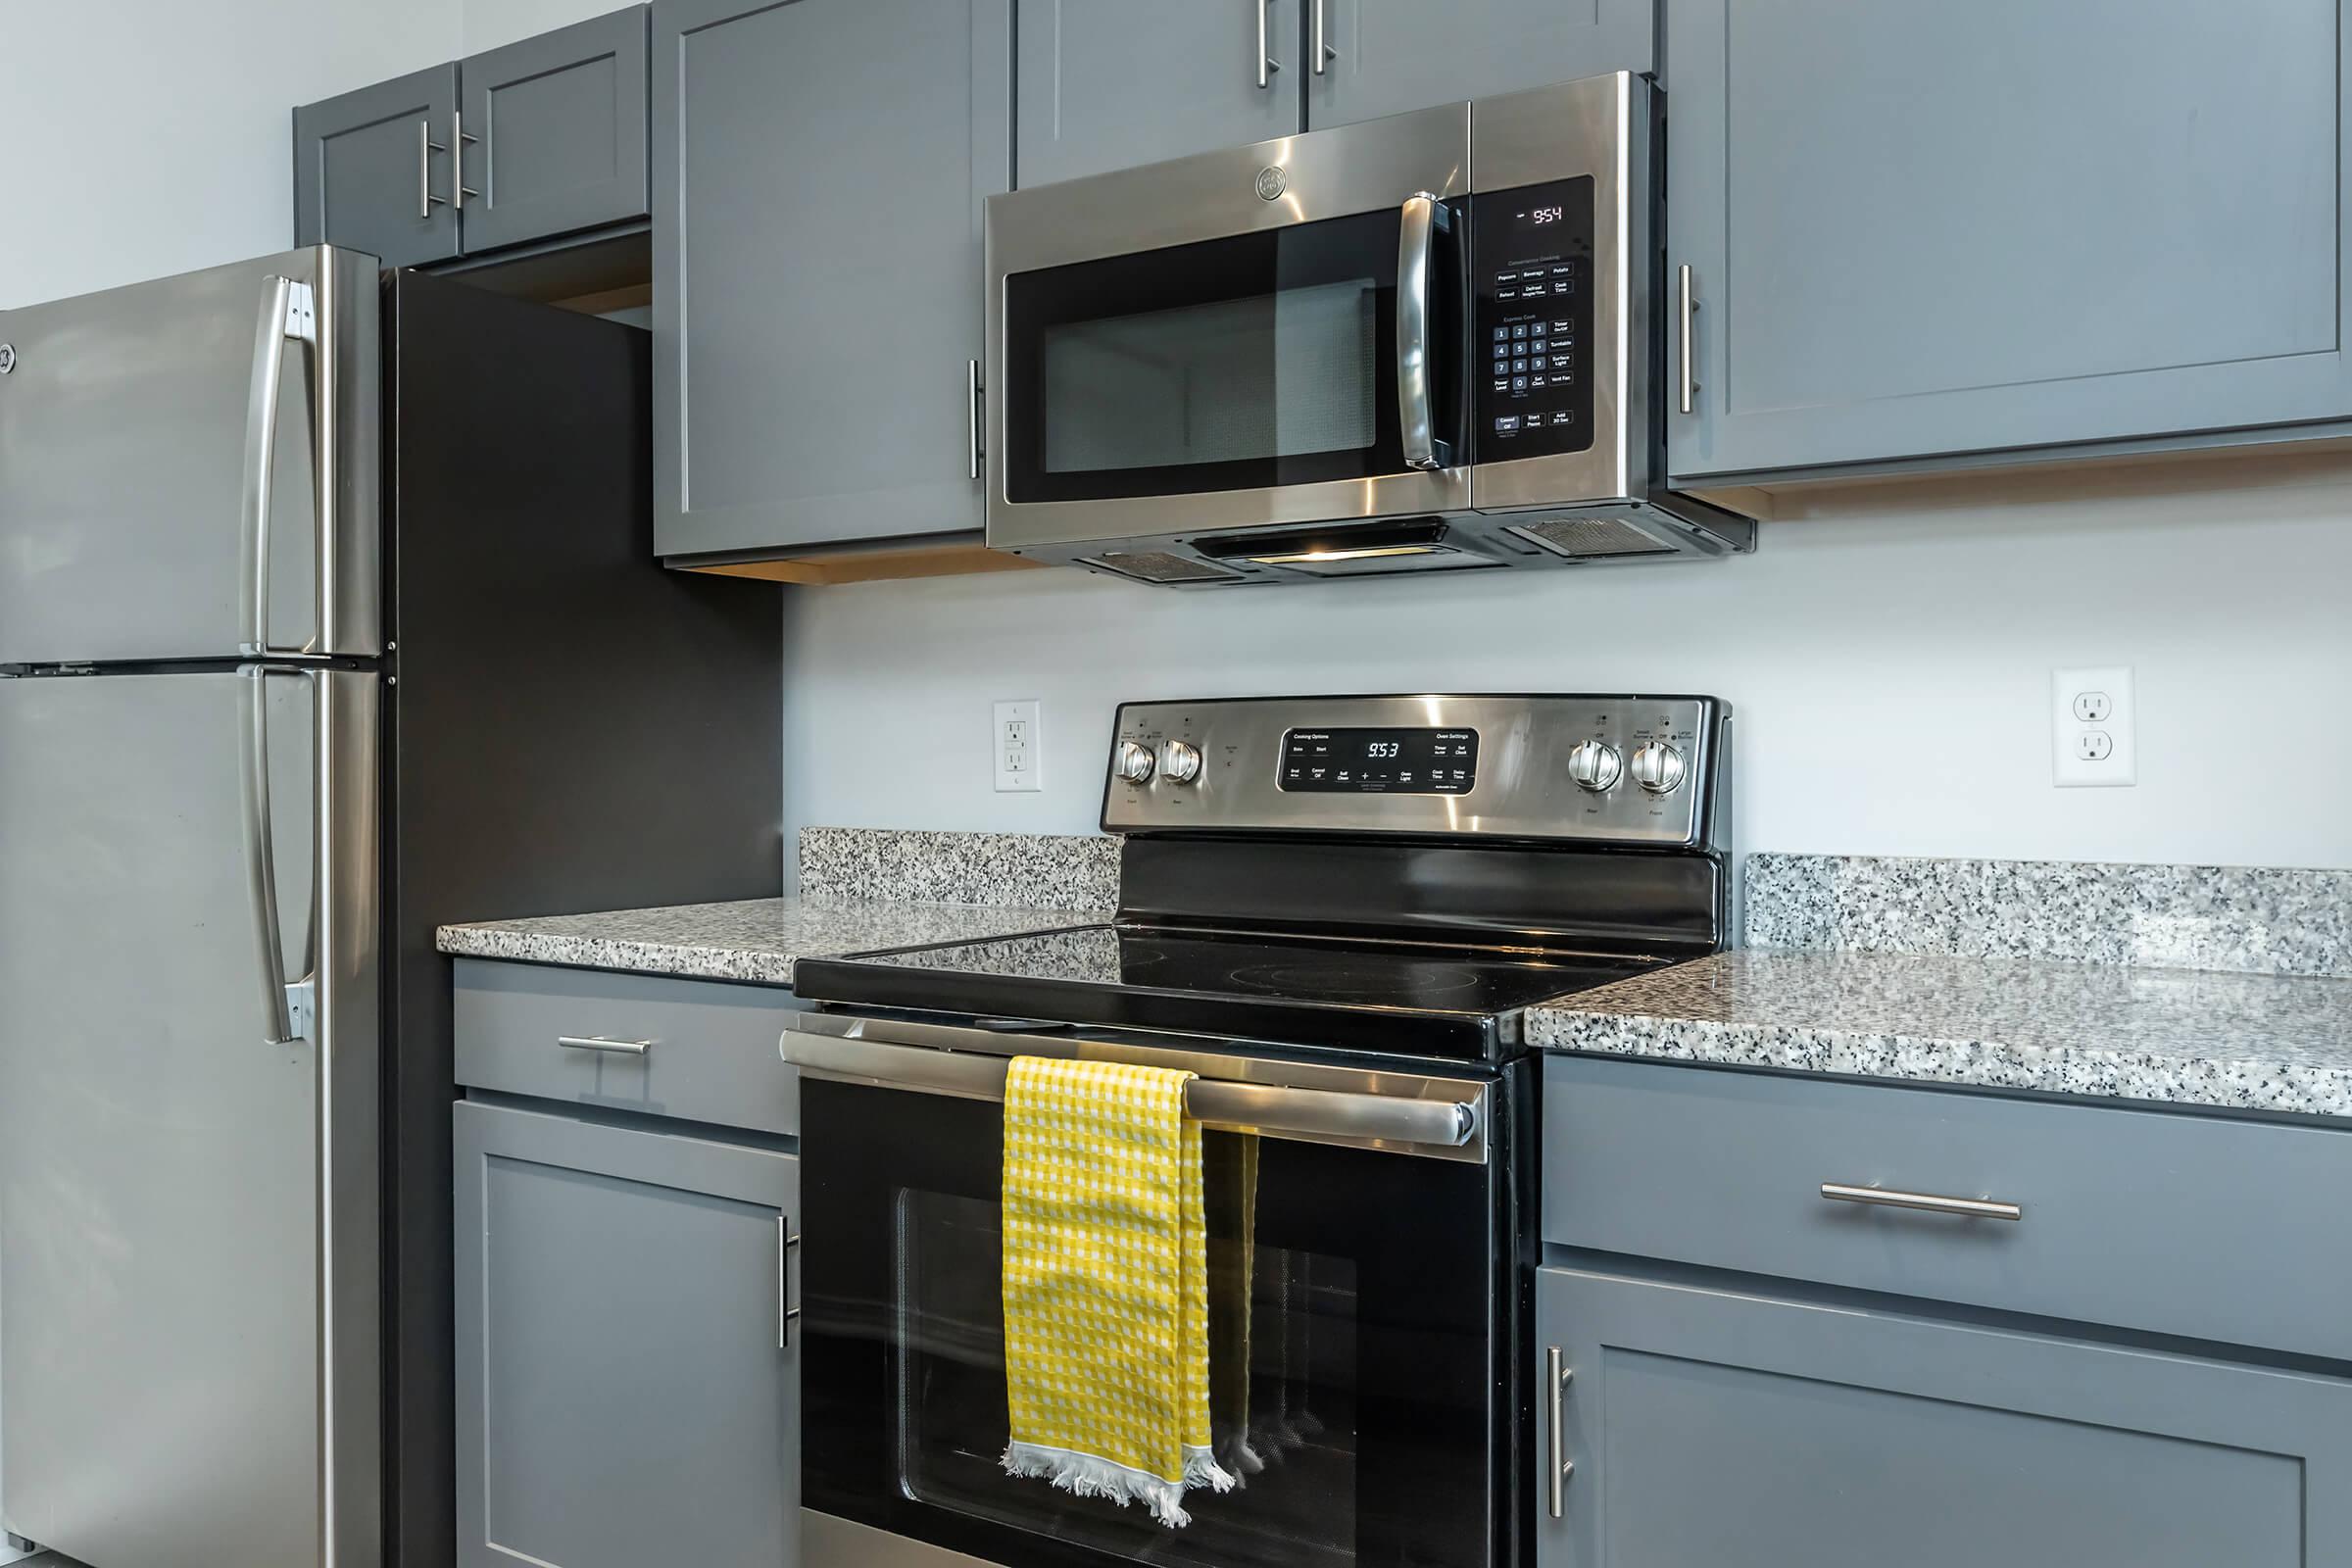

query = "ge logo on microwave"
[{"left": 1254, "top": 166, "right": 1287, "bottom": 201}]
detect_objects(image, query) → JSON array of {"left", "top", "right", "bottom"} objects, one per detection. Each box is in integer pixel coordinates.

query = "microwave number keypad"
[{"left": 1473, "top": 177, "right": 1594, "bottom": 460}]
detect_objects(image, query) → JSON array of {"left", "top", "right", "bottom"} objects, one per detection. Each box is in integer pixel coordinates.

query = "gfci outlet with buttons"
[
  {"left": 993, "top": 699, "right": 1042, "bottom": 793},
  {"left": 2052, "top": 666, "right": 2135, "bottom": 788}
]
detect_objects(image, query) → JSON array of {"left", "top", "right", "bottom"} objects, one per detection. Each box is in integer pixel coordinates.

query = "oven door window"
[
  {"left": 803, "top": 1080, "right": 1495, "bottom": 1568},
  {"left": 1002, "top": 209, "right": 1451, "bottom": 504}
]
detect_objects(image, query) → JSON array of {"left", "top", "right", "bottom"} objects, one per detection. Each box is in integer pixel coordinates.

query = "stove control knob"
[
  {"left": 1114, "top": 740, "right": 1156, "bottom": 785},
  {"left": 1630, "top": 742, "right": 1688, "bottom": 795},
  {"left": 1156, "top": 739, "right": 1203, "bottom": 785},
  {"left": 1565, "top": 740, "right": 1623, "bottom": 793}
]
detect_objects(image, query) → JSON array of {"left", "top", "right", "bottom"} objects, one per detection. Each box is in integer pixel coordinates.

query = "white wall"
[
  {"left": 462, "top": 0, "right": 617, "bottom": 53},
  {"left": 781, "top": 455, "right": 2352, "bottom": 874},
  {"left": 0, "top": 1, "right": 459, "bottom": 307}
]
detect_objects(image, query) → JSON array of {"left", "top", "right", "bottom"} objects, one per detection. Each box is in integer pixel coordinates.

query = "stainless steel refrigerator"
[{"left": 0, "top": 246, "right": 782, "bottom": 1568}]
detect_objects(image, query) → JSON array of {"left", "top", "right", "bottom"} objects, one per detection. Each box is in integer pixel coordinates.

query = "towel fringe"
[{"left": 1002, "top": 1442, "right": 1234, "bottom": 1529}]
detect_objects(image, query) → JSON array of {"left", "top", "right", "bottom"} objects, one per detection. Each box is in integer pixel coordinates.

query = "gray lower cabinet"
[
  {"left": 1304, "top": 0, "right": 1655, "bottom": 127},
  {"left": 1534, "top": 1265, "right": 2352, "bottom": 1568},
  {"left": 1015, "top": 0, "right": 1304, "bottom": 187},
  {"left": 295, "top": 9, "right": 649, "bottom": 265},
  {"left": 1665, "top": 0, "right": 2352, "bottom": 481},
  {"left": 454, "top": 1100, "right": 799, "bottom": 1568},
  {"left": 652, "top": 0, "right": 1013, "bottom": 559},
  {"left": 294, "top": 65, "right": 463, "bottom": 269},
  {"left": 457, "top": 7, "right": 651, "bottom": 254}
]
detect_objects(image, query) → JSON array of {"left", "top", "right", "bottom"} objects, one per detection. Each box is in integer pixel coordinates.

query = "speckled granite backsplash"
[
  {"left": 1745, "top": 854, "right": 2352, "bottom": 979},
  {"left": 798, "top": 826, "right": 1119, "bottom": 909}
]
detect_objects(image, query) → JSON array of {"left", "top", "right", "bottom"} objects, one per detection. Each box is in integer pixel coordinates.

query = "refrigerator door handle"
[
  {"left": 239, "top": 664, "right": 312, "bottom": 1046},
  {"left": 239, "top": 276, "right": 319, "bottom": 659}
]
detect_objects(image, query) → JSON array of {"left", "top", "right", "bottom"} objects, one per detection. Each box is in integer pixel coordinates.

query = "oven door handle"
[
  {"left": 780, "top": 1027, "right": 1481, "bottom": 1154},
  {"left": 1396, "top": 190, "right": 1454, "bottom": 473}
]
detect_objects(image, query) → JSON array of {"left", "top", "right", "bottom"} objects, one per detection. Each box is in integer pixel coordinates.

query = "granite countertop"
[
  {"left": 436, "top": 896, "right": 1103, "bottom": 987},
  {"left": 1527, "top": 950, "right": 2352, "bottom": 1119}
]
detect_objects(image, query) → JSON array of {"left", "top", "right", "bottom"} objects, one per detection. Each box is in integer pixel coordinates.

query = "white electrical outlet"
[
  {"left": 2052, "top": 666, "right": 2135, "bottom": 788},
  {"left": 994, "top": 699, "right": 1042, "bottom": 793}
]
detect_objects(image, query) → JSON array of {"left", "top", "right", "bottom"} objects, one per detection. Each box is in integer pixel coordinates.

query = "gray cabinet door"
[
  {"left": 295, "top": 65, "right": 463, "bottom": 268},
  {"left": 1533, "top": 1265, "right": 2352, "bottom": 1568},
  {"left": 459, "top": 7, "right": 651, "bottom": 254},
  {"left": 653, "top": 0, "right": 1012, "bottom": 558},
  {"left": 1015, "top": 0, "right": 1304, "bottom": 187},
  {"left": 454, "top": 1102, "right": 798, "bottom": 1568},
  {"left": 1305, "top": 0, "right": 1654, "bottom": 128},
  {"left": 1665, "top": 0, "right": 2352, "bottom": 481}
]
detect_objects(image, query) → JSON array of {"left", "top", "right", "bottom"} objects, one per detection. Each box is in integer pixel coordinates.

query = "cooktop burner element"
[{"left": 790, "top": 695, "right": 1734, "bottom": 1065}]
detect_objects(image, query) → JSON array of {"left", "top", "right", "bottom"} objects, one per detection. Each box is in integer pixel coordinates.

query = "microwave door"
[{"left": 985, "top": 109, "right": 1472, "bottom": 557}]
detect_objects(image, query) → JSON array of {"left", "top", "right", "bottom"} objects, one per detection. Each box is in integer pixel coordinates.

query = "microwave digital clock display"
[{"left": 1280, "top": 728, "right": 1479, "bottom": 794}]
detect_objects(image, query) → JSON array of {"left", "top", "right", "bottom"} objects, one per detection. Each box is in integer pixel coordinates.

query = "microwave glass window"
[
  {"left": 1003, "top": 204, "right": 1461, "bottom": 504},
  {"left": 894, "top": 1178, "right": 1361, "bottom": 1568},
  {"left": 1043, "top": 278, "right": 1379, "bottom": 474}
]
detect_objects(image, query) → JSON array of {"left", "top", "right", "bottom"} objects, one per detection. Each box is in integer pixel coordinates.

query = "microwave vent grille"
[
  {"left": 1081, "top": 551, "right": 1247, "bottom": 585},
  {"left": 1508, "top": 516, "right": 1677, "bottom": 560}
]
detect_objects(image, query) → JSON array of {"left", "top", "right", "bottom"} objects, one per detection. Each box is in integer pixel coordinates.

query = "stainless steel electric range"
[{"left": 784, "top": 693, "right": 1732, "bottom": 1568}]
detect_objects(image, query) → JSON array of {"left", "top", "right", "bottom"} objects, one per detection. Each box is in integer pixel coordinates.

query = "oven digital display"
[{"left": 1280, "top": 728, "right": 1479, "bottom": 793}]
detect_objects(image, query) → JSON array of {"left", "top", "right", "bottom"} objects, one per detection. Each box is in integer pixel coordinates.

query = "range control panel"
[
  {"left": 1472, "top": 177, "right": 1595, "bottom": 461},
  {"left": 1280, "top": 727, "right": 1480, "bottom": 794},
  {"left": 1102, "top": 694, "right": 1725, "bottom": 849}
]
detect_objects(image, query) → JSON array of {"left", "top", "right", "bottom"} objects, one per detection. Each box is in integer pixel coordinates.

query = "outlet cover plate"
[
  {"left": 994, "top": 699, "right": 1042, "bottom": 793},
  {"left": 2052, "top": 666, "right": 2135, "bottom": 788}
]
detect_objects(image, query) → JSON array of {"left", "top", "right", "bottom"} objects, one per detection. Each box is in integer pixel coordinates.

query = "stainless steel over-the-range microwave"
[{"left": 982, "top": 73, "right": 1755, "bottom": 586}]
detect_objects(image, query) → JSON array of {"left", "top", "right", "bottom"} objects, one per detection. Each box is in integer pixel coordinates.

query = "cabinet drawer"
[
  {"left": 1543, "top": 1055, "right": 2352, "bottom": 1362},
  {"left": 455, "top": 959, "right": 802, "bottom": 1136}
]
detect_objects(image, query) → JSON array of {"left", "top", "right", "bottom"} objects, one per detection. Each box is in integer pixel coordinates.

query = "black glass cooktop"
[{"left": 789, "top": 923, "right": 1673, "bottom": 1061}]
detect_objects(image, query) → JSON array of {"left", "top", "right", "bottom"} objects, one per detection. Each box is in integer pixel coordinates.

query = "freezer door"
[
  {"left": 0, "top": 247, "right": 382, "bottom": 664},
  {"left": 0, "top": 668, "right": 381, "bottom": 1568}
]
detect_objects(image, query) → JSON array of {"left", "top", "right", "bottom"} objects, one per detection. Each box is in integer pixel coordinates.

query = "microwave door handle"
[{"left": 1396, "top": 192, "right": 1452, "bottom": 471}]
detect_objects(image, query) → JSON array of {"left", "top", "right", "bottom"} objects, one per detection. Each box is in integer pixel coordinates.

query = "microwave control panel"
[{"left": 1472, "top": 176, "right": 1595, "bottom": 460}]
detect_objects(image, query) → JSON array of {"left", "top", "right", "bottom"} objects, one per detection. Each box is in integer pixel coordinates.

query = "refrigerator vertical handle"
[
  {"left": 240, "top": 275, "right": 318, "bottom": 659},
  {"left": 1396, "top": 191, "right": 1453, "bottom": 472},
  {"left": 240, "top": 665, "right": 306, "bottom": 1046}
]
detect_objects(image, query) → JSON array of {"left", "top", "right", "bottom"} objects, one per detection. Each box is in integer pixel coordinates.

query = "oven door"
[
  {"left": 984, "top": 103, "right": 1473, "bottom": 558},
  {"left": 789, "top": 1014, "right": 1510, "bottom": 1568}
]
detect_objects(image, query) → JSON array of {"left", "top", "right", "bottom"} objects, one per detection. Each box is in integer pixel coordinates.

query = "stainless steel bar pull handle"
[
  {"left": 239, "top": 667, "right": 302, "bottom": 1047},
  {"left": 1396, "top": 192, "right": 1451, "bottom": 471},
  {"left": 1821, "top": 1182, "right": 2023, "bottom": 1222},
  {"left": 558, "top": 1035, "right": 654, "bottom": 1056},
  {"left": 240, "top": 275, "right": 318, "bottom": 659},
  {"left": 1546, "top": 1348, "right": 1574, "bottom": 1518},
  {"left": 1256, "top": 0, "right": 1281, "bottom": 86},
  {"left": 967, "top": 359, "right": 984, "bottom": 481},
  {"left": 454, "top": 111, "right": 482, "bottom": 209},
  {"left": 419, "top": 121, "right": 449, "bottom": 218},
  {"left": 1313, "top": 0, "right": 1334, "bottom": 73},
  {"left": 1677, "top": 262, "right": 1698, "bottom": 416},
  {"left": 778, "top": 1217, "right": 801, "bottom": 1349}
]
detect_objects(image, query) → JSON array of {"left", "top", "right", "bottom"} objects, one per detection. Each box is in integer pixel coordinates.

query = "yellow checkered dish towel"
[{"left": 1001, "top": 1055, "right": 1235, "bottom": 1527}]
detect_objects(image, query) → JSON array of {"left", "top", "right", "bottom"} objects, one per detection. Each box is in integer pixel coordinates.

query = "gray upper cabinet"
[
  {"left": 1304, "top": 0, "right": 1655, "bottom": 128},
  {"left": 653, "top": 0, "right": 1012, "bottom": 558},
  {"left": 1015, "top": 0, "right": 1304, "bottom": 187},
  {"left": 454, "top": 1101, "right": 799, "bottom": 1568},
  {"left": 294, "top": 10, "right": 649, "bottom": 265},
  {"left": 1535, "top": 1265, "right": 2352, "bottom": 1568},
  {"left": 1665, "top": 0, "right": 2352, "bottom": 481},
  {"left": 458, "top": 7, "right": 651, "bottom": 254},
  {"left": 295, "top": 65, "right": 463, "bottom": 269}
]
